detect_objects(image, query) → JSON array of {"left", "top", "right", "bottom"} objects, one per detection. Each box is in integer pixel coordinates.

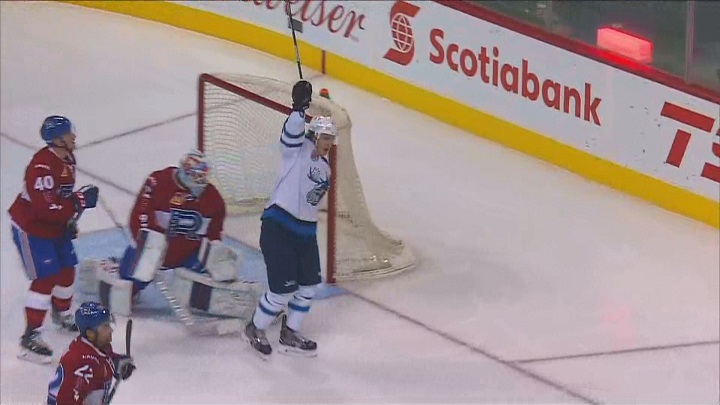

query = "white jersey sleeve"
[
  {"left": 279, "top": 111, "right": 306, "bottom": 154},
  {"left": 266, "top": 111, "right": 331, "bottom": 223}
]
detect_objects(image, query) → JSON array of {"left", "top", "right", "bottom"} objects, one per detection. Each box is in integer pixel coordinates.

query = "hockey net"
[{"left": 198, "top": 73, "right": 416, "bottom": 283}]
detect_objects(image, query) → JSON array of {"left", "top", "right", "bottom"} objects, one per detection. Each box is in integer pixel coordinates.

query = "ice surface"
[{"left": 1, "top": 2, "right": 718, "bottom": 404}]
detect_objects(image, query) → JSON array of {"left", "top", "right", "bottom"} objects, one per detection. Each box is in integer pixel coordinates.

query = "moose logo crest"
[{"left": 306, "top": 167, "right": 329, "bottom": 206}]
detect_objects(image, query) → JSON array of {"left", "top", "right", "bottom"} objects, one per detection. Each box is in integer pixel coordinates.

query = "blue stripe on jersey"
[
  {"left": 282, "top": 118, "right": 305, "bottom": 139},
  {"left": 280, "top": 138, "right": 303, "bottom": 148},
  {"left": 261, "top": 205, "right": 317, "bottom": 237}
]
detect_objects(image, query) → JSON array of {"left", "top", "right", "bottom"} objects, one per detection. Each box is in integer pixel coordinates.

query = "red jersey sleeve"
[
  {"left": 129, "top": 173, "right": 161, "bottom": 239},
  {"left": 205, "top": 187, "right": 226, "bottom": 241},
  {"left": 24, "top": 158, "right": 76, "bottom": 225}
]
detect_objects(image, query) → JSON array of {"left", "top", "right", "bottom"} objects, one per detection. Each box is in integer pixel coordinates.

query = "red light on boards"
[{"left": 597, "top": 27, "right": 653, "bottom": 64}]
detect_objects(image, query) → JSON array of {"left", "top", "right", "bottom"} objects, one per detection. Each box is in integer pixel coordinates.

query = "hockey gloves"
[
  {"left": 292, "top": 80, "right": 312, "bottom": 112},
  {"left": 72, "top": 185, "right": 99, "bottom": 213},
  {"left": 113, "top": 355, "right": 136, "bottom": 380}
]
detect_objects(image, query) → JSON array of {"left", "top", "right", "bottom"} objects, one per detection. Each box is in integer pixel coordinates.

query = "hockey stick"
[
  {"left": 285, "top": 0, "right": 303, "bottom": 79},
  {"left": 97, "top": 195, "right": 241, "bottom": 336},
  {"left": 97, "top": 194, "right": 132, "bottom": 243},
  {"left": 105, "top": 318, "right": 132, "bottom": 404},
  {"left": 154, "top": 271, "right": 243, "bottom": 336}
]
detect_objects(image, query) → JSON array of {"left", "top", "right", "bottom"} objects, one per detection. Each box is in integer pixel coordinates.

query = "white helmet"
[{"left": 308, "top": 116, "right": 337, "bottom": 137}]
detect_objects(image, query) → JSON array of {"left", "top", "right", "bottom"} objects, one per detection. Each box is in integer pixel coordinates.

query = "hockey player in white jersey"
[{"left": 243, "top": 80, "right": 335, "bottom": 357}]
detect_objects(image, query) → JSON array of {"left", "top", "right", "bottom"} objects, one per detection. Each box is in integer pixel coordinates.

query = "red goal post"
[{"left": 197, "top": 73, "right": 415, "bottom": 283}]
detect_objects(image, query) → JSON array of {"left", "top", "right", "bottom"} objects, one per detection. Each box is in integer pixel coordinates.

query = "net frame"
[{"left": 197, "top": 73, "right": 416, "bottom": 283}]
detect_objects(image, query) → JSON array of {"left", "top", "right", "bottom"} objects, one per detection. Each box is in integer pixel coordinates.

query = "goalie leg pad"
[
  {"left": 171, "top": 268, "right": 263, "bottom": 321},
  {"left": 199, "top": 239, "right": 242, "bottom": 282},
  {"left": 77, "top": 259, "right": 133, "bottom": 316},
  {"left": 77, "top": 259, "right": 100, "bottom": 296},
  {"left": 96, "top": 263, "right": 133, "bottom": 317},
  {"left": 128, "top": 229, "right": 167, "bottom": 283}
]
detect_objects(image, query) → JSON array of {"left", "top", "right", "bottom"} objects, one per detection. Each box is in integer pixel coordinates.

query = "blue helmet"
[
  {"left": 40, "top": 115, "right": 74, "bottom": 144},
  {"left": 75, "top": 302, "right": 113, "bottom": 337}
]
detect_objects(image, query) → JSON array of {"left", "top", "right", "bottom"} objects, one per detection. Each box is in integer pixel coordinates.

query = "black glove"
[
  {"left": 113, "top": 355, "right": 136, "bottom": 380},
  {"left": 292, "top": 80, "right": 312, "bottom": 111},
  {"left": 72, "top": 185, "right": 99, "bottom": 213}
]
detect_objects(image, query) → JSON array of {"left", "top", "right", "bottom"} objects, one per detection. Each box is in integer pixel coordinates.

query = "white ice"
[{"left": 1, "top": 2, "right": 718, "bottom": 404}]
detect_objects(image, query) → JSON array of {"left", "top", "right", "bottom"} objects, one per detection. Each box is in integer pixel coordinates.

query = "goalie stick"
[
  {"left": 97, "top": 195, "right": 242, "bottom": 336},
  {"left": 105, "top": 318, "right": 132, "bottom": 404}
]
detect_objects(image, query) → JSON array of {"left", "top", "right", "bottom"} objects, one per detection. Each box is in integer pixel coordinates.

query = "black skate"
[
  {"left": 279, "top": 314, "right": 317, "bottom": 357},
  {"left": 52, "top": 308, "right": 79, "bottom": 333},
  {"left": 243, "top": 321, "right": 272, "bottom": 359},
  {"left": 18, "top": 328, "right": 53, "bottom": 364}
]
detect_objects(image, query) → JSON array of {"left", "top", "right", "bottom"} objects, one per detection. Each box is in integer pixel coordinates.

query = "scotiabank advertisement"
[{"left": 175, "top": 0, "right": 719, "bottom": 202}]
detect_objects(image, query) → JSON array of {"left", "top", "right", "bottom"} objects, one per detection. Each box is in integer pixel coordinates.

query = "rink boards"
[{"left": 62, "top": 0, "right": 720, "bottom": 228}]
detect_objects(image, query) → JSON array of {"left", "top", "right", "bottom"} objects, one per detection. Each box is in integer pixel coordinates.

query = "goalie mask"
[{"left": 177, "top": 150, "right": 211, "bottom": 197}]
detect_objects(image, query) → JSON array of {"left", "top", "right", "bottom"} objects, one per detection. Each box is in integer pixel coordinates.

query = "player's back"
[
  {"left": 8, "top": 147, "right": 77, "bottom": 238},
  {"left": 48, "top": 337, "right": 114, "bottom": 405}
]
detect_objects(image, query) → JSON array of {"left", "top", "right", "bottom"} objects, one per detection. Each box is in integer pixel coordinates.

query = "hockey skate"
[
  {"left": 18, "top": 328, "right": 53, "bottom": 364},
  {"left": 52, "top": 308, "right": 79, "bottom": 333},
  {"left": 278, "top": 314, "right": 317, "bottom": 357},
  {"left": 243, "top": 320, "right": 272, "bottom": 359}
]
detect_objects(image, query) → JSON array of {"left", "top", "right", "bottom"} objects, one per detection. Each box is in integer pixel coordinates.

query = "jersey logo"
[
  {"left": 61, "top": 164, "right": 75, "bottom": 179},
  {"left": 306, "top": 167, "right": 329, "bottom": 206},
  {"left": 167, "top": 208, "right": 203, "bottom": 240},
  {"left": 170, "top": 192, "right": 185, "bottom": 206}
]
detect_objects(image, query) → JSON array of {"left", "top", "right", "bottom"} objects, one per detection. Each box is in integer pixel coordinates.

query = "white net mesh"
[{"left": 199, "top": 74, "right": 415, "bottom": 282}]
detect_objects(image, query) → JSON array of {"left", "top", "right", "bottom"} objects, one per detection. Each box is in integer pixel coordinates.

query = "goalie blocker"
[{"left": 77, "top": 229, "right": 262, "bottom": 319}]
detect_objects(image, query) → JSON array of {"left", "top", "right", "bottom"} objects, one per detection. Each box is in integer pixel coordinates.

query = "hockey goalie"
[{"left": 78, "top": 150, "right": 262, "bottom": 322}]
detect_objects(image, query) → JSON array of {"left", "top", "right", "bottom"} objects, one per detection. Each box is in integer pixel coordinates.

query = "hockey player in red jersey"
[
  {"left": 47, "top": 301, "right": 135, "bottom": 405},
  {"left": 82, "top": 150, "right": 261, "bottom": 321},
  {"left": 8, "top": 115, "right": 99, "bottom": 364},
  {"left": 123, "top": 149, "right": 226, "bottom": 276}
]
